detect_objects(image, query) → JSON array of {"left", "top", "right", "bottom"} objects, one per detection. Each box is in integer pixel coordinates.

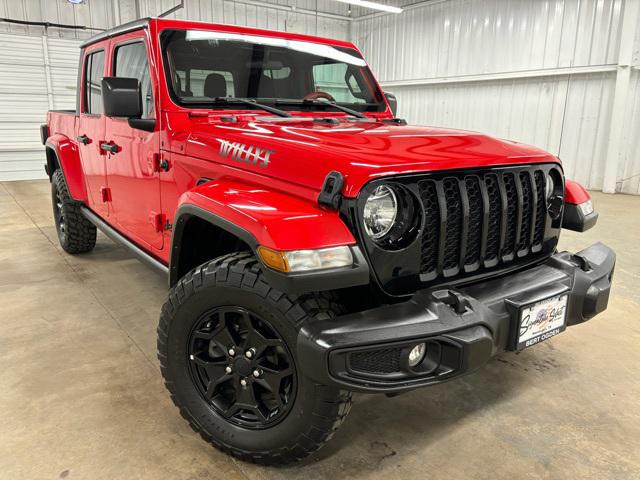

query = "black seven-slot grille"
[{"left": 418, "top": 167, "right": 550, "bottom": 280}]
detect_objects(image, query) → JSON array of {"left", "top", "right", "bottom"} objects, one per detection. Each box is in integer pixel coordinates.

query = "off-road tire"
[
  {"left": 157, "top": 252, "right": 353, "bottom": 465},
  {"left": 51, "top": 169, "right": 96, "bottom": 254}
]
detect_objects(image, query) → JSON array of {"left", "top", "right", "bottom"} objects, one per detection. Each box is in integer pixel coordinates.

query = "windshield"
[{"left": 161, "top": 29, "right": 385, "bottom": 112}]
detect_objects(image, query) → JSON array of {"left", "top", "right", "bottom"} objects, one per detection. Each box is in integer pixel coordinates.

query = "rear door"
[
  {"left": 104, "top": 36, "right": 162, "bottom": 250},
  {"left": 77, "top": 45, "right": 108, "bottom": 218}
]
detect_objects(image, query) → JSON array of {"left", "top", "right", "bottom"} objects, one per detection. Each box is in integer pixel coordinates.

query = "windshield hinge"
[
  {"left": 382, "top": 117, "right": 408, "bottom": 126},
  {"left": 313, "top": 117, "right": 340, "bottom": 125}
]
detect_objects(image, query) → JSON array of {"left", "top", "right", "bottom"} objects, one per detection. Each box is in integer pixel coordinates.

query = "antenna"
[{"left": 159, "top": 0, "right": 185, "bottom": 18}]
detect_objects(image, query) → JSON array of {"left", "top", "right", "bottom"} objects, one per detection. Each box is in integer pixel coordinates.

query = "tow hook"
[{"left": 430, "top": 289, "right": 471, "bottom": 315}]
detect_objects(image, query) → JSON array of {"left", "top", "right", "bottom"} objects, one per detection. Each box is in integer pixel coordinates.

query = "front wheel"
[{"left": 157, "top": 252, "right": 352, "bottom": 465}]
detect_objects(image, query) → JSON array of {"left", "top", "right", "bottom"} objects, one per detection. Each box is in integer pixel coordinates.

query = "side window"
[
  {"left": 114, "top": 42, "right": 154, "bottom": 119},
  {"left": 83, "top": 50, "right": 105, "bottom": 114}
]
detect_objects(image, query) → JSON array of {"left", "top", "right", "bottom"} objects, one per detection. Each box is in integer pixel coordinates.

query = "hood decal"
[{"left": 217, "top": 138, "right": 274, "bottom": 169}]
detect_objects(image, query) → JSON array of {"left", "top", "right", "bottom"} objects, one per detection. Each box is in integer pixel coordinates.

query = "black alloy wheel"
[{"left": 188, "top": 306, "right": 296, "bottom": 429}]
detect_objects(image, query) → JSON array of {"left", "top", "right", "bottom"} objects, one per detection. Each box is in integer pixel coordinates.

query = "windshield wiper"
[
  {"left": 183, "top": 97, "right": 292, "bottom": 118},
  {"left": 275, "top": 99, "right": 367, "bottom": 119}
]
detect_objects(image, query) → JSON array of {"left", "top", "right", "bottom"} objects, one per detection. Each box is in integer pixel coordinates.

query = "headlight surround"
[
  {"left": 545, "top": 168, "right": 565, "bottom": 220},
  {"left": 363, "top": 184, "right": 398, "bottom": 240},
  {"left": 361, "top": 183, "right": 421, "bottom": 250},
  {"left": 546, "top": 169, "right": 565, "bottom": 200}
]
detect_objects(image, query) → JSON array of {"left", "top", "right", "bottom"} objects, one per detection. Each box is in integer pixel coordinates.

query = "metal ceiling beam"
[{"left": 380, "top": 64, "right": 618, "bottom": 88}]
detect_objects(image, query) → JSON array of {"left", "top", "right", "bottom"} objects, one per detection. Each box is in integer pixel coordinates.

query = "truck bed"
[{"left": 46, "top": 110, "right": 77, "bottom": 144}]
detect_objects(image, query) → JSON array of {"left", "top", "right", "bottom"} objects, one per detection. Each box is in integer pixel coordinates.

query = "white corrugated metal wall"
[
  {"left": 0, "top": 33, "right": 82, "bottom": 180},
  {"left": 0, "top": 0, "right": 351, "bottom": 181},
  {"left": 0, "top": 0, "right": 116, "bottom": 179},
  {"left": 353, "top": 0, "right": 640, "bottom": 194}
]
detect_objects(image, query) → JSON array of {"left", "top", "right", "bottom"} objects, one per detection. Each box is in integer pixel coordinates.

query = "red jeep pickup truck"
[{"left": 42, "top": 17, "right": 614, "bottom": 464}]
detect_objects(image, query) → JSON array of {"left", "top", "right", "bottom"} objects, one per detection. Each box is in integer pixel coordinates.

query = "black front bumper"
[{"left": 297, "top": 243, "right": 615, "bottom": 393}]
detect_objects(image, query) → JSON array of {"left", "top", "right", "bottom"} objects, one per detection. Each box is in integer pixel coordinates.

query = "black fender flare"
[
  {"left": 169, "top": 204, "right": 259, "bottom": 287},
  {"left": 169, "top": 204, "right": 370, "bottom": 293}
]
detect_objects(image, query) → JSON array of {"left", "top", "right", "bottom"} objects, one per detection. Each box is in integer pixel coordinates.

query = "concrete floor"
[{"left": 1, "top": 180, "right": 639, "bottom": 480}]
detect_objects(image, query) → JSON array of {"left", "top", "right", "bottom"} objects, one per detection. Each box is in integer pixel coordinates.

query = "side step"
[{"left": 81, "top": 207, "right": 169, "bottom": 278}]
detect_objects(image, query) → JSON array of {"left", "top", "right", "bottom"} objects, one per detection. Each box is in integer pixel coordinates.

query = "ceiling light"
[{"left": 333, "top": 0, "right": 403, "bottom": 14}]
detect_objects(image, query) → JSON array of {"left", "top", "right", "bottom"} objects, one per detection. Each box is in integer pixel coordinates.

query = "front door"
[
  {"left": 77, "top": 46, "right": 108, "bottom": 218},
  {"left": 104, "top": 37, "right": 162, "bottom": 250}
]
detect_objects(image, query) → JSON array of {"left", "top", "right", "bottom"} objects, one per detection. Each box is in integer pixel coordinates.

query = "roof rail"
[{"left": 80, "top": 17, "right": 151, "bottom": 49}]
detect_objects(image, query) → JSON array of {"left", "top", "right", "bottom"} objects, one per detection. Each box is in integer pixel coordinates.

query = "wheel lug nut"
[
  {"left": 240, "top": 378, "right": 247, "bottom": 387},
  {"left": 246, "top": 348, "right": 255, "bottom": 359},
  {"left": 228, "top": 348, "right": 235, "bottom": 357},
  {"left": 225, "top": 366, "right": 232, "bottom": 374},
  {"left": 252, "top": 369, "right": 261, "bottom": 378}
]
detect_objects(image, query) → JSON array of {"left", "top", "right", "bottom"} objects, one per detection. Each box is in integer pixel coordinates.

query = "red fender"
[
  {"left": 564, "top": 179, "right": 591, "bottom": 205},
  {"left": 176, "top": 179, "right": 356, "bottom": 251},
  {"left": 46, "top": 134, "right": 88, "bottom": 202}
]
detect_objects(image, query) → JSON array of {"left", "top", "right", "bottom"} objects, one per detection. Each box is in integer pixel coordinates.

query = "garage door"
[{"left": 0, "top": 33, "right": 81, "bottom": 181}]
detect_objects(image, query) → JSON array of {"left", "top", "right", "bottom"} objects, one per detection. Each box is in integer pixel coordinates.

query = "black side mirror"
[
  {"left": 102, "top": 77, "right": 155, "bottom": 132},
  {"left": 102, "top": 77, "right": 142, "bottom": 118},
  {"left": 384, "top": 92, "right": 398, "bottom": 116}
]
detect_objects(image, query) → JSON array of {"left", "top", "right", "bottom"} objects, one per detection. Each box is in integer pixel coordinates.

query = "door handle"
[
  {"left": 76, "top": 134, "right": 91, "bottom": 145},
  {"left": 100, "top": 142, "right": 120, "bottom": 154}
]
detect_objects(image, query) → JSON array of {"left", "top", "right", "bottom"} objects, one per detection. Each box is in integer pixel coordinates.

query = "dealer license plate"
[{"left": 517, "top": 294, "right": 568, "bottom": 350}]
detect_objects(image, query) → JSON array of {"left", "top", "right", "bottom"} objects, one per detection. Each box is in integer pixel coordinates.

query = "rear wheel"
[
  {"left": 157, "top": 252, "right": 352, "bottom": 465},
  {"left": 51, "top": 169, "right": 96, "bottom": 254}
]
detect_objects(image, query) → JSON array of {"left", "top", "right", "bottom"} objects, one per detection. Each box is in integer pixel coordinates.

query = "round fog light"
[{"left": 408, "top": 343, "right": 426, "bottom": 367}]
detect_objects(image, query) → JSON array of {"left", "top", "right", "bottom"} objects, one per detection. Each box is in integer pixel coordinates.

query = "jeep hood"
[{"left": 183, "top": 117, "right": 559, "bottom": 198}]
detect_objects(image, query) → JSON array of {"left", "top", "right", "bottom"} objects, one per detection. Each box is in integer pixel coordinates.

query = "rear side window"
[
  {"left": 83, "top": 50, "right": 104, "bottom": 114},
  {"left": 114, "top": 42, "right": 154, "bottom": 119}
]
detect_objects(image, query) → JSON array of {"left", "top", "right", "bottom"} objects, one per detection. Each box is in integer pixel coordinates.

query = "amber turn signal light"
[{"left": 257, "top": 246, "right": 290, "bottom": 273}]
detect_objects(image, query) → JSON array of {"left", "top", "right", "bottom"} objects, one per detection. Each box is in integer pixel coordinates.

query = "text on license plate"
[{"left": 518, "top": 294, "right": 568, "bottom": 350}]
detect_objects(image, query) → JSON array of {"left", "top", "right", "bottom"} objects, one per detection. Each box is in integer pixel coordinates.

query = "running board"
[{"left": 81, "top": 207, "right": 169, "bottom": 278}]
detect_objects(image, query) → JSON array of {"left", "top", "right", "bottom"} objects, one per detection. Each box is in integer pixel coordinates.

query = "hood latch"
[{"left": 318, "top": 171, "right": 344, "bottom": 210}]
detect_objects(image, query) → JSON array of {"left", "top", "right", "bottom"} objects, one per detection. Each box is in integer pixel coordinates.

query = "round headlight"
[
  {"left": 363, "top": 185, "right": 398, "bottom": 239},
  {"left": 545, "top": 173, "right": 555, "bottom": 199}
]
